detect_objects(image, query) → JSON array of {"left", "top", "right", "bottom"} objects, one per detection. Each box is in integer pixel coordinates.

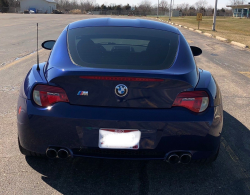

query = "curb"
[
  {"left": 231, "top": 41, "right": 248, "bottom": 48},
  {"left": 216, "top": 36, "right": 227, "bottom": 42},
  {"left": 203, "top": 33, "right": 213, "bottom": 37},
  {"left": 154, "top": 18, "right": 249, "bottom": 49},
  {"left": 195, "top": 30, "right": 202, "bottom": 33}
]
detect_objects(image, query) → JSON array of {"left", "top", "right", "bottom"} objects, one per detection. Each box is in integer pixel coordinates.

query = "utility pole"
[
  {"left": 169, "top": 0, "right": 172, "bottom": 21},
  {"left": 157, "top": 0, "right": 159, "bottom": 18},
  {"left": 212, "top": 0, "right": 218, "bottom": 31}
]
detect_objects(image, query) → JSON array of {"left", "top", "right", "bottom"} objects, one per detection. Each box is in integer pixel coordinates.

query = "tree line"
[
  {"left": 1, "top": 0, "right": 246, "bottom": 15},
  {"left": 0, "top": 0, "right": 19, "bottom": 12},
  {"left": 55, "top": 0, "right": 233, "bottom": 16}
]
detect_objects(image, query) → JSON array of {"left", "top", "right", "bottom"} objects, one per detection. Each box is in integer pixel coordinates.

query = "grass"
[
  {"left": 69, "top": 9, "right": 82, "bottom": 14},
  {"left": 157, "top": 16, "right": 250, "bottom": 47}
]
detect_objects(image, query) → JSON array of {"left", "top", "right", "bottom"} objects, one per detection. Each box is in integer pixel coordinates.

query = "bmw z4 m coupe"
[{"left": 17, "top": 18, "right": 223, "bottom": 164}]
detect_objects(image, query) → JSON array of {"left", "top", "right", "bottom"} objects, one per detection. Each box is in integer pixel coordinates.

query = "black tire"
[
  {"left": 209, "top": 145, "right": 220, "bottom": 163},
  {"left": 18, "top": 137, "right": 45, "bottom": 157},
  {"left": 192, "top": 145, "right": 220, "bottom": 164}
]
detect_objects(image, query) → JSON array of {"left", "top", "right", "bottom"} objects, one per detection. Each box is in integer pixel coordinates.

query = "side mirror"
[
  {"left": 190, "top": 46, "right": 202, "bottom": 56},
  {"left": 42, "top": 40, "right": 56, "bottom": 50}
]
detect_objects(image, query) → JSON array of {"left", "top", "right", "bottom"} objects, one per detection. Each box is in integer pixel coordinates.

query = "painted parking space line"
[
  {"left": 221, "top": 137, "right": 250, "bottom": 192},
  {"left": 187, "top": 40, "right": 193, "bottom": 43},
  {"left": 0, "top": 49, "right": 45, "bottom": 72},
  {"left": 3, "top": 24, "right": 16, "bottom": 27},
  {"left": 214, "top": 59, "right": 222, "bottom": 65},
  {"left": 239, "top": 72, "right": 250, "bottom": 79}
]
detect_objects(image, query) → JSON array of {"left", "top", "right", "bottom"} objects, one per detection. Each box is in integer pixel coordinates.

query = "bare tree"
[
  {"left": 195, "top": 0, "right": 208, "bottom": 10},
  {"left": 137, "top": 0, "right": 152, "bottom": 15},
  {"left": 6, "top": 0, "right": 17, "bottom": 6},
  {"left": 195, "top": 0, "right": 208, "bottom": 15},
  {"left": 189, "top": 6, "right": 196, "bottom": 16},
  {"left": 228, "top": 0, "right": 246, "bottom": 5},
  {"left": 55, "top": 0, "right": 95, "bottom": 12},
  {"left": 0, "top": 0, "right": 9, "bottom": 12},
  {"left": 80, "top": 0, "right": 95, "bottom": 12},
  {"left": 159, "top": 0, "right": 168, "bottom": 13},
  {"left": 176, "top": 3, "right": 190, "bottom": 15}
]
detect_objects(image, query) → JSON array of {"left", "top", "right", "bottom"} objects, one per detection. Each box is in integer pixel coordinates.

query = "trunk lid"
[{"left": 49, "top": 71, "right": 194, "bottom": 109}]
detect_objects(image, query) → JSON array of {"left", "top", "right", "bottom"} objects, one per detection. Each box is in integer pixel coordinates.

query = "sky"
[{"left": 95, "top": 0, "right": 231, "bottom": 9}]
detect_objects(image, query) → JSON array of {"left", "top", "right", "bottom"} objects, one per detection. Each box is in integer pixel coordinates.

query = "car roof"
[{"left": 68, "top": 18, "right": 180, "bottom": 34}]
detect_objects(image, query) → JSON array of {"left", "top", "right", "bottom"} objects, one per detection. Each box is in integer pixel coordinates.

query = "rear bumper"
[{"left": 17, "top": 97, "right": 223, "bottom": 160}]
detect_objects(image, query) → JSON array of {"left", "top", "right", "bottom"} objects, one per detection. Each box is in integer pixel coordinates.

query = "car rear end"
[{"left": 17, "top": 19, "right": 223, "bottom": 163}]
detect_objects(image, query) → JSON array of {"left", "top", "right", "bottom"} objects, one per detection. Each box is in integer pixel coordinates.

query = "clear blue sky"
[{"left": 95, "top": 0, "right": 230, "bottom": 9}]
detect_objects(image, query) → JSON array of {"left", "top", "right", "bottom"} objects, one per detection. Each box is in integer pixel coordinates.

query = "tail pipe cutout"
[
  {"left": 167, "top": 152, "right": 192, "bottom": 164},
  {"left": 46, "top": 147, "right": 71, "bottom": 159}
]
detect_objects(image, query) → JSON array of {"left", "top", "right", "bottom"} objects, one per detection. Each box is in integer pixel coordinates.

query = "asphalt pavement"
[{"left": 0, "top": 14, "right": 250, "bottom": 195}]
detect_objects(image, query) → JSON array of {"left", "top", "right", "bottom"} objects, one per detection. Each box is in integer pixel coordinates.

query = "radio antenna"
[{"left": 36, "top": 23, "right": 40, "bottom": 71}]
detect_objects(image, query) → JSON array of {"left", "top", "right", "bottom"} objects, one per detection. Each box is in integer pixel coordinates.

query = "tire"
[
  {"left": 209, "top": 145, "right": 220, "bottom": 163},
  {"left": 192, "top": 145, "right": 220, "bottom": 164},
  {"left": 18, "top": 137, "right": 45, "bottom": 157}
]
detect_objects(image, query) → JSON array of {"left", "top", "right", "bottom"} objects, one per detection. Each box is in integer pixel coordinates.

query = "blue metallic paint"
[
  {"left": 20, "top": 62, "right": 47, "bottom": 99},
  {"left": 18, "top": 65, "right": 222, "bottom": 160},
  {"left": 196, "top": 69, "right": 222, "bottom": 107},
  {"left": 44, "top": 24, "right": 199, "bottom": 109},
  {"left": 68, "top": 18, "right": 180, "bottom": 34},
  {"left": 46, "top": 20, "right": 198, "bottom": 87},
  {"left": 17, "top": 18, "right": 223, "bottom": 161},
  {"left": 18, "top": 97, "right": 222, "bottom": 159}
]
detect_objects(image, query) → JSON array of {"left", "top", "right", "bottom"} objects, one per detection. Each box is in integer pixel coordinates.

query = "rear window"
[{"left": 68, "top": 27, "right": 179, "bottom": 70}]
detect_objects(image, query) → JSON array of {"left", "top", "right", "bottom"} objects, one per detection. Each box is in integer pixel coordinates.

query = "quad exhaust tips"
[
  {"left": 46, "top": 148, "right": 70, "bottom": 159},
  {"left": 168, "top": 154, "right": 180, "bottom": 164},
  {"left": 46, "top": 148, "right": 57, "bottom": 159},
  {"left": 167, "top": 153, "right": 192, "bottom": 164},
  {"left": 180, "top": 154, "right": 192, "bottom": 164},
  {"left": 58, "top": 149, "right": 69, "bottom": 159}
]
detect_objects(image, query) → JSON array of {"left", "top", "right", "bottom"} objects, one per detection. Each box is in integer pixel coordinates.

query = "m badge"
[{"left": 77, "top": 91, "right": 88, "bottom": 96}]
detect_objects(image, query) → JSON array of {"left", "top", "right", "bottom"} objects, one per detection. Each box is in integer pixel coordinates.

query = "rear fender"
[
  {"left": 19, "top": 62, "right": 48, "bottom": 99},
  {"left": 195, "top": 69, "right": 222, "bottom": 107}
]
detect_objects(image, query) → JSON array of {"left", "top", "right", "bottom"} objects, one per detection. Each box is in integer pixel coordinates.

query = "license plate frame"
[{"left": 98, "top": 129, "right": 141, "bottom": 149}]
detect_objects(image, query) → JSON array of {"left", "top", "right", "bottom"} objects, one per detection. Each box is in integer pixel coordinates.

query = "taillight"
[
  {"left": 33, "top": 85, "right": 69, "bottom": 107},
  {"left": 18, "top": 106, "right": 22, "bottom": 114},
  {"left": 172, "top": 91, "right": 209, "bottom": 113}
]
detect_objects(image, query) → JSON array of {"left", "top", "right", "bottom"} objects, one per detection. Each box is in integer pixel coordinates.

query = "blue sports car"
[{"left": 17, "top": 18, "right": 223, "bottom": 164}]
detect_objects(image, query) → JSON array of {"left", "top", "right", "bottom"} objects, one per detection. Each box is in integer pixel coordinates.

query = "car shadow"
[{"left": 25, "top": 111, "right": 250, "bottom": 195}]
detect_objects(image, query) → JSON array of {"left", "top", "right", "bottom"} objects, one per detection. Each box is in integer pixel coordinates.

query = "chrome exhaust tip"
[
  {"left": 57, "top": 149, "right": 69, "bottom": 159},
  {"left": 168, "top": 154, "right": 180, "bottom": 164},
  {"left": 46, "top": 148, "right": 57, "bottom": 158},
  {"left": 180, "top": 154, "right": 192, "bottom": 164}
]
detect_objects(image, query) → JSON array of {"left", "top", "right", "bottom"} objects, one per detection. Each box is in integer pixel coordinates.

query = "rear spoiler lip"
[{"left": 46, "top": 66, "right": 198, "bottom": 88}]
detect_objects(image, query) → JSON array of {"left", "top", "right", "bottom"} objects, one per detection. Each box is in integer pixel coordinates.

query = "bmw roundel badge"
[{"left": 115, "top": 84, "right": 128, "bottom": 97}]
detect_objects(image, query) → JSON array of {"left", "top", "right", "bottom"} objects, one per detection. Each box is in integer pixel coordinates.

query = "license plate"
[{"left": 98, "top": 129, "right": 141, "bottom": 149}]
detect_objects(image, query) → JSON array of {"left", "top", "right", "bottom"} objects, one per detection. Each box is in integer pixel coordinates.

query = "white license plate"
[{"left": 98, "top": 129, "right": 141, "bottom": 149}]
